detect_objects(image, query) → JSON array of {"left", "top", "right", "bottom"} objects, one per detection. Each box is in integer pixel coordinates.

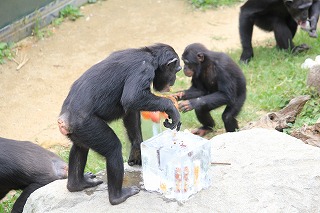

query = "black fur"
[
  {"left": 0, "top": 137, "right": 67, "bottom": 213},
  {"left": 239, "top": 0, "right": 320, "bottom": 63},
  {"left": 58, "top": 43, "right": 181, "bottom": 205},
  {"left": 179, "top": 43, "right": 246, "bottom": 132}
]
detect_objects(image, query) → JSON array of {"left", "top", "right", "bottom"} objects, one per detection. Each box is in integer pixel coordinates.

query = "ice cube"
[{"left": 141, "top": 129, "right": 212, "bottom": 201}]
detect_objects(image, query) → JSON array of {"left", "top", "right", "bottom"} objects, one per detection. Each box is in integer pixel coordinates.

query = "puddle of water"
[{"left": 84, "top": 170, "right": 144, "bottom": 196}]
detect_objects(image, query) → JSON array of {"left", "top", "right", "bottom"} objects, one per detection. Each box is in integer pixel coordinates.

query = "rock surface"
[
  {"left": 307, "top": 64, "right": 320, "bottom": 95},
  {"left": 23, "top": 128, "right": 320, "bottom": 213}
]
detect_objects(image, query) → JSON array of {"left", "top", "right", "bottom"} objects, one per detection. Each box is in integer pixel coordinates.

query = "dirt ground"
[{"left": 0, "top": 0, "right": 272, "bottom": 148}]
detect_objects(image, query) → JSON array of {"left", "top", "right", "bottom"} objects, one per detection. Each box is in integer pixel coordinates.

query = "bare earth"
[{"left": 0, "top": 0, "right": 272, "bottom": 148}]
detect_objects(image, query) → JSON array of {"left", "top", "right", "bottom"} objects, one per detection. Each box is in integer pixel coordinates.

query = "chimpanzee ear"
[
  {"left": 167, "top": 58, "right": 178, "bottom": 66},
  {"left": 197, "top": 53, "right": 205, "bottom": 62}
]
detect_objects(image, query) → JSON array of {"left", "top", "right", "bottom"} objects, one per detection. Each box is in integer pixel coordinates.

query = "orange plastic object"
[{"left": 141, "top": 94, "right": 178, "bottom": 123}]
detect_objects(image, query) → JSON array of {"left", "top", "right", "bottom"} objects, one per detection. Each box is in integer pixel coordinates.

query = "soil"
[{"left": 0, "top": 0, "right": 272, "bottom": 148}]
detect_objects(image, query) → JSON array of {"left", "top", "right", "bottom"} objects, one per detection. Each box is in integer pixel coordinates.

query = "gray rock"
[
  {"left": 23, "top": 128, "right": 320, "bottom": 213},
  {"left": 307, "top": 64, "right": 320, "bottom": 95}
]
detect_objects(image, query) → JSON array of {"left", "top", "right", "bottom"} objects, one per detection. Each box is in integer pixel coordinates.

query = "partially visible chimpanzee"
[
  {"left": 0, "top": 137, "right": 68, "bottom": 213},
  {"left": 239, "top": 0, "right": 320, "bottom": 63},
  {"left": 172, "top": 43, "right": 246, "bottom": 136},
  {"left": 58, "top": 43, "right": 181, "bottom": 205}
]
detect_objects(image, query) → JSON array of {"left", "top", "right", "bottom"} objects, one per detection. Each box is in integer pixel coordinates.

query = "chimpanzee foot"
[
  {"left": 84, "top": 172, "right": 97, "bottom": 179},
  {"left": 191, "top": 126, "right": 213, "bottom": 137},
  {"left": 67, "top": 173, "right": 103, "bottom": 192},
  {"left": 109, "top": 186, "right": 140, "bottom": 205},
  {"left": 128, "top": 146, "right": 141, "bottom": 166}
]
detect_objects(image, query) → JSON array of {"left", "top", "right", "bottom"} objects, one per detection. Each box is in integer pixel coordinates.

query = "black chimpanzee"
[
  {"left": 239, "top": 0, "right": 320, "bottom": 63},
  {"left": 171, "top": 43, "right": 246, "bottom": 136},
  {"left": 0, "top": 137, "right": 68, "bottom": 213},
  {"left": 58, "top": 43, "right": 182, "bottom": 205}
]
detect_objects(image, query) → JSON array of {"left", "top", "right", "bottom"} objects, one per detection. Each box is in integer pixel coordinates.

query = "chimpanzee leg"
[
  {"left": 287, "top": 18, "right": 298, "bottom": 38},
  {"left": 273, "top": 19, "right": 296, "bottom": 50},
  {"left": 190, "top": 92, "right": 230, "bottom": 135},
  {"left": 192, "top": 109, "right": 214, "bottom": 136},
  {"left": 106, "top": 144, "right": 140, "bottom": 205},
  {"left": 123, "top": 111, "right": 143, "bottom": 166},
  {"left": 12, "top": 183, "right": 42, "bottom": 213},
  {"left": 69, "top": 116, "right": 140, "bottom": 204},
  {"left": 274, "top": 20, "right": 309, "bottom": 54},
  {"left": 195, "top": 109, "right": 215, "bottom": 129},
  {"left": 222, "top": 105, "right": 241, "bottom": 132},
  {"left": 67, "top": 143, "right": 102, "bottom": 192}
]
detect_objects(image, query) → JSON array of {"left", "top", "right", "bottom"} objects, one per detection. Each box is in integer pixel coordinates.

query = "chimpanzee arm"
[
  {"left": 121, "top": 66, "right": 180, "bottom": 129},
  {"left": 181, "top": 86, "right": 207, "bottom": 100},
  {"left": 176, "top": 77, "right": 207, "bottom": 101},
  {"left": 123, "top": 111, "right": 143, "bottom": 166},
  {"left": 12, "top": 183, "right": 42, "bottom": 213},
  {"left": 188, "top": 92, "right": 230, "bottom": 111},
  {"left": 121, "top": 76, "right": 172, "bottom": 112},
  {"left": 309, "top": 0, "right": 320, "bottom": 37}
]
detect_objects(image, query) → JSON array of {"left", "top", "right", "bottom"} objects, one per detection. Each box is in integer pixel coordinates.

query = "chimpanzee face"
[
  {"left": 153, "top": 57, "right": 181, "bottom": 92},
  {"left": 182, "top": 59, "right": 197, "bottom": 77},
  {"left": 182, "top": 49, "right": 205, "bottom": 78},
  {"left": 284, "top": 0, "right": 312, "bottom": 24}
]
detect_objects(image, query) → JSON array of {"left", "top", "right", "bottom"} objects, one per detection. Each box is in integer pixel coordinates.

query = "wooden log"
[
  {"left": 242, "top": 95, "right": 311, "bottom": 131},
  {"left": 290, "top": 120, "right": 320, "bottom": 148}
]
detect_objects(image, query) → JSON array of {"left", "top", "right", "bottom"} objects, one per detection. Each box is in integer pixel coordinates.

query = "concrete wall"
[{"left": 0, "top": 0, "right": 88, "bottom": 43}]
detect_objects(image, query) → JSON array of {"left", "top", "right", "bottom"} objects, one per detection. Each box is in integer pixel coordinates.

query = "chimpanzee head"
[
  {"left": 152, "top": 44, "right": 181, "bottom": 92},
  {"left": 283, "top": 0, "right": 312, "bottom": 26},
  {"left": 181, "top": 43, "right": 208, "bottom": 78}
]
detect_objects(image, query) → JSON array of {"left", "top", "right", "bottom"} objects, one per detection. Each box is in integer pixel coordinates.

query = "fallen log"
[
  {"left": 242, "top": 95, "right": 311, "bottom": 131},
  {"left": 242, "top": 95, "right": 320, "bottom": 148},
  {"left": 290, "top": 118, "right": 320, "bottom": 148}
]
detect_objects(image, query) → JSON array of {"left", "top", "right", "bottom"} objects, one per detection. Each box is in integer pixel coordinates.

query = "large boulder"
[
  {"left": 23, "top": 128, "right": 320, "bottom": 212},
  {"left": 307, "top": 64, "right": 320, "bottom": 95}
]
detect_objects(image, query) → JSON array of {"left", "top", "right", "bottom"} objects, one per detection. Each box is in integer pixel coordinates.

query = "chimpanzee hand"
[
  {"left": 170, "top": 91, "right": 185, "bottom": 101},
  {"left": 292, "top": 43, "right": 310, "bottom": 54},
  {"left": 163, "top": 108, "right": 181, "bottom": 131},
  {"left": 308, "top": 16, "right": 318, "bottom": 38},
  {"left": 178, "top": 100, "right": 194, "bottom": 113}
]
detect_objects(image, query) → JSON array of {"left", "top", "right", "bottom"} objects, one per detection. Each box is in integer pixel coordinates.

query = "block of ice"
[{"left": 141, "top": 129, "right": 211, "bottom": 201}]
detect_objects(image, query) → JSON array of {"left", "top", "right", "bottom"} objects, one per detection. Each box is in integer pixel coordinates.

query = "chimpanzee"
[
  {"left": 58, "top": 43, "right": 182, "bottom": 205},
  {"left": 239, "top": 0, "right": 320, "bottom": 63},
  {"left": 0, "top": 137, "right": 68, "bottom": 213},
  {"left": 171, "top": 43, "right": 246, "bottom": 136}
]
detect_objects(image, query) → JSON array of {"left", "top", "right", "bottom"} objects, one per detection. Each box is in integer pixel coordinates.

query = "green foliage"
[
  {"left": 228, "top": 30, "right": 320, "bottom": 128},
  {"left": 32, "top": 18, "right": 53, "bottom": 40},
  {"left": 294, "top": 93, "right": 320, "bottom": 126},
  {"left": 52, "top": 5, "right": 83, "bottom": 27},
  {"left": 33, "top": 5, "right": 82, "bottom": 39},
  {"left": 59, "top": 5, "right": 83, "bottom": 21},
  {"left": 0, "top": 42, "right": 15, "bottom": 64},
  {"left": 189, "top": 0, "right": 242, "bottom": 9},
  {"left": 0, "top": 191, "right": 21, "bottom": 212},
  {"left": 174, "top": 30, "right": 320, "bottom": 132},
  {"left": 52, "top": 17, "right": 64, "bottom": 26}
]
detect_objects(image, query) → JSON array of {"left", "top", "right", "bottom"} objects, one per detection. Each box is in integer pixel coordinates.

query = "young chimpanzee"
[
  {"left": 172, "top": 43, "right": 246, "bottom": 136},
  {"left": 239, "top": 0, "right": 320, "bottom": 63},
  {"left": 0, "top": 137, "right": 68, "bottom": 213},
  {"left": 58, "top": 43, "right": 181, "bottom": 205}
]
